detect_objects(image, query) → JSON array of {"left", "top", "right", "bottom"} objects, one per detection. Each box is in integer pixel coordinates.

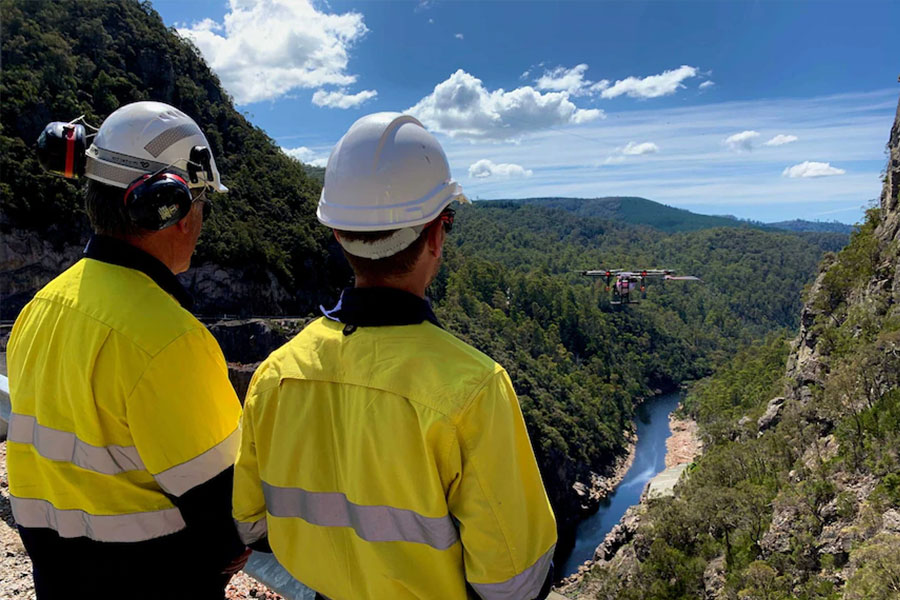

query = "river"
[{"left": 560, "top": 391, "right": 682, "bottom": 576}]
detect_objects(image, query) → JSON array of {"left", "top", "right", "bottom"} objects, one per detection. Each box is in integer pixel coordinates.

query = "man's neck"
[{"left": 117, "top": 234, "right": 179, "bottom": 274}]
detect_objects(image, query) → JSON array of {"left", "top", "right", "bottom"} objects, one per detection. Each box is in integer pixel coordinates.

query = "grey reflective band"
[
  {"left": 470, "top": 545, "right": 555, "bottom": 600},
  {"left": 8, "top": 413, "right": 145, "bottom": 475},
  {"left": 235, "top": 517, "right": 268, "bottom": 545},
  {"left": 85, "top": 145, "right": 191, "bottom": 188},
  {"left": 10, "top": 495, "right": 185, "bottom": 542},
  {"left": 262, "top": 482, "right": 459, "bottom": 550},
  {"left": 143, "top": 123, "right": 202, "bottom": 158},
  {"left": 154, "top": 427, "right": 240, "bottom": 497}
]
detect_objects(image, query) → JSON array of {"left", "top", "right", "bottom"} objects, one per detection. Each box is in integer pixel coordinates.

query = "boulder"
[{"left": 757, "top": 396, "right": 786, "bottom": 432}]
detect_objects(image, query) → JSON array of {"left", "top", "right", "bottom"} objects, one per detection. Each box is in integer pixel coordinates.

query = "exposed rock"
[
  {"left": 757, "top": 396, "right": 785, "bottom": 432},
  {"left": 179, "top": 263, "right": 296, "bottom": 317},
  {"left": 702, "top": 555, "right": 726, "bottom": 600},
  {"left": 0, "top": 229, "right": 82, "bottom": 320},
  {"left": 881, "top": 509, "right": 900, "bottom": 535},
  {"left": 228, "top": 362, "right": 259, "bottom": 405},
  {"left": 209, "top": 318, "right": 309, "bottom": 364},
  {"left": 592, "top": 505, "right": 642, "bottom": 562}
]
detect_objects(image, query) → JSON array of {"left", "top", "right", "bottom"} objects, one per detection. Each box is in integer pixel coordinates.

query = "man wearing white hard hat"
[
  {"left": 233, "top": 113, "right": 557, "bottom": 599},
  {"left": 7, "top": 101, "right": 248, "bottom": 598}
]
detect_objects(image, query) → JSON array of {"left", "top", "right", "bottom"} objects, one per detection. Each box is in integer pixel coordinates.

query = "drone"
[{"left": 582, "top": 269, "right": 702, "bottom": 305}]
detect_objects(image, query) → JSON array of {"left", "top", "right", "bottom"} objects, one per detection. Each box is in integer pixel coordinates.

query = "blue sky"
[{"left": 150, "top": 0, "right": 899, "bottom": 224}]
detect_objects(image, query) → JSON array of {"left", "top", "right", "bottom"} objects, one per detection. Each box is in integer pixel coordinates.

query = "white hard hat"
[
  {"left": 318, "top": 113, "right": 467, "bottom": 258},
  {"left": 84, "top": 101, "right": 227, "bottom": 192}
]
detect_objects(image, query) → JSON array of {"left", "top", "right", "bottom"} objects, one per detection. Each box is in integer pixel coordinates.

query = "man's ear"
[
  {"left": 175, "top": 208, "right": 193, "bottom": 233},
  {"left": 426, "top": 221, "right": 443, "bottom": 258}
]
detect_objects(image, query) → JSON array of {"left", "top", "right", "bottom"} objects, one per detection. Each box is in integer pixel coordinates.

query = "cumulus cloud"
[
  {"left": 535, "top": 64, "right": 609, "bottom": 96},
  {"left": 600, "top": 65, "right": 698, "bottom": 99},
  {"left": 724, "top": 130, "right": 760, "bottom": 152},
  {"left": 699, "top": 80, "right": 715, "bottom": 90},
  {"left": 782, "top": 161, "right": 846, "bottom": 178},
  {"left": 468, "top": 159, "right": 533, "bottom": 178},
  {"left": 764, "top": 134, "right": 799, "bottom": 146},
  {"left": 312, "top": 88, "right": 377, "bottom": 109},
  {"left": 454, "top": 33, "right": 464, "bottom": 40},
  {"left": 282, "top": 146, "right": 328, "bottom": 167},
  {"left": 535, "top": 64, "right": 609, "bottom": 97},
  {"left": 177, "top": 0, "right": 370, "bottom": 105},
  {"left": 407, "top": 69, "right": 604, "bottom": 141},
  {"left": 622, "top": 141, "right": 659, "bottom": 155}
]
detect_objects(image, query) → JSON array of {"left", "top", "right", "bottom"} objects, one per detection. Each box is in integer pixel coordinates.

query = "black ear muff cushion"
[{"left": 124, "top": 173, "right": 193, "bottom": 231}]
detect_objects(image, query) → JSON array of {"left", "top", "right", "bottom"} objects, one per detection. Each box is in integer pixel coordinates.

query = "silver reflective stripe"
[
  {"left": 470, "top": 545, "right": 555, "bottom": 600},
  {"left": 143, "top": 123, "right": 202, "bottom": 157},
  {"left": 10, "top": 495, "right": 185, "bottom": 543},
  {"left": 235, "top": 517, "right": 268, "bottom": 545},
  {"left": 8, "top": 413, "right": 145, "bottom": 475},
  {"left": 154, "top": 427, "right": 240, "bottom": 497},
  {"left": 262, "top": 482, "right": 459, "bottom": 550}
]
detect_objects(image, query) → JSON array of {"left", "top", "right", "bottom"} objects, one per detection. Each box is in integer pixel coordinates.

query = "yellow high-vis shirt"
[
  {"left": 234, "top": 289, "right": 557, "bottom": 600},
  {"left": 7, "top": 245, "right": 241, "bottom": 543}
]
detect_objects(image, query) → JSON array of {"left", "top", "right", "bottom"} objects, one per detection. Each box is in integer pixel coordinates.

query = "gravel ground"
[{"left": 0, "top": 441, "right": 282, "bottom": 600}]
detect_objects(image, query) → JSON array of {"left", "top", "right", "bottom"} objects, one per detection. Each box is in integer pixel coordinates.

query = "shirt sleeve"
[
  {"left": 447, "top": 368, "right": 557, "bottom": 600},
  {"left": 232, "top": 385, "right": 269, "bottom": 546},
  {"left": 127, "top": 327, "right": 242, "bottom": 497}
]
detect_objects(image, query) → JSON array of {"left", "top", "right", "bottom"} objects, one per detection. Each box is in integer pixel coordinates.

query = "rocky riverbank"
[{"left": 554, "top": 411, "right": 701, "bottom": 596}]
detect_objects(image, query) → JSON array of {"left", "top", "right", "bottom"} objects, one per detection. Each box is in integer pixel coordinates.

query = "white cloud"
[
  {"left": 520, "top": 69, "right": 531, "bottom": 80},
  {"left": 764, "top": 134, "right": 799, "bottom": 146},
  {"left": 455, "top": 33, "right": 464, "bottom": 40},
  {"left": 439, "top": 89, "right": 891, "bottom": 223},
  {"left": 600, "top": 65, "right": 698, "bottom": 99},
  {"left": 622, "top": 141, "right": 659, "bottom": 155},
  {"left": 177, "top": 0, "right": 369, "bottom": 105},
  {"left": 312, "top": 88, "right": 377, "bottom": 109},
  {"left": 782, "top": 161, "right": 846, "bottom": 178},
  {"left": 699, "top": 80, "right": 715, "bottom": 90},
  {"left": 281, "top": 146, "right": 328, "bottom": 167},
  {"left": 428, "top": 17, "right": 434, "bottom": 24},
  {"left": 407, "top": 69, "right": 604, "bottom": 141},
  {"left": 535, "top": 64, "right": 609, "bottom": 96},
  {"left": 468, "top": 159, "right": 533, "bottom": 178},
  {"left": 724, "top": 130, "right": 760, "bottom": 152}
]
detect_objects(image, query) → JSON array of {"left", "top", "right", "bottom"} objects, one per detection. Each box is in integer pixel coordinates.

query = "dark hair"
[
  {"left": 335, "top": 228, "right": 430, "bottom": 280},
  {"left": 84, "top": 179, "right": 142, "bottom": 237}
]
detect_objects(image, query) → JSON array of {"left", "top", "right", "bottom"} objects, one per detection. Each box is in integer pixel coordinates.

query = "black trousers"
[{"left": 20, "top": 526, "right": 231, "bottom": 600}]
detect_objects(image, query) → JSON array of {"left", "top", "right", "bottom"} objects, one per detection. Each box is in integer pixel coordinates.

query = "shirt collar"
[
  {"left": 321, "top": 287, "right": 442, "bottom": 328},
  {"left": 83, "top": 234, "right": 194, "bottom": 310}
]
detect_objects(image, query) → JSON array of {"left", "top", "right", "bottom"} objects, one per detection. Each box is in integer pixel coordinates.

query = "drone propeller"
[{"left": 664, "top": 275, "right": 703, "bottom": 282}]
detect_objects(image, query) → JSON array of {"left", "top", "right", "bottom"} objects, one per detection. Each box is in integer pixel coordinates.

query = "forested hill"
[
  {"left": 490, "top": 196, "right": 854, "bottom": 237},
  {"left": 0, "top": 0, "right": 849, "bottom": 556},
  {"left": 563, "top": 96, "right": 900, "bottom": 600}
]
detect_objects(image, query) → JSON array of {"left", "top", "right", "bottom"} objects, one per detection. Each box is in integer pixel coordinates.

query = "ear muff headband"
[{"left": 124, "top": 172, "right": 193, "bottom": 231}]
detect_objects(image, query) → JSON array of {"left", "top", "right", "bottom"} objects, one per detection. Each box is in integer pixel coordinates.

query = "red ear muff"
[
  {"left": 124, "top": 172, "right": 193, "bottom": 231},
  {"left": 37, "top": 122, "right": 86, "bottom": 178}
]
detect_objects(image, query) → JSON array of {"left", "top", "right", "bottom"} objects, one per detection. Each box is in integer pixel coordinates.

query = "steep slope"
[{"left": 561, "top": 95, "right": 900, "bottom": 600}]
